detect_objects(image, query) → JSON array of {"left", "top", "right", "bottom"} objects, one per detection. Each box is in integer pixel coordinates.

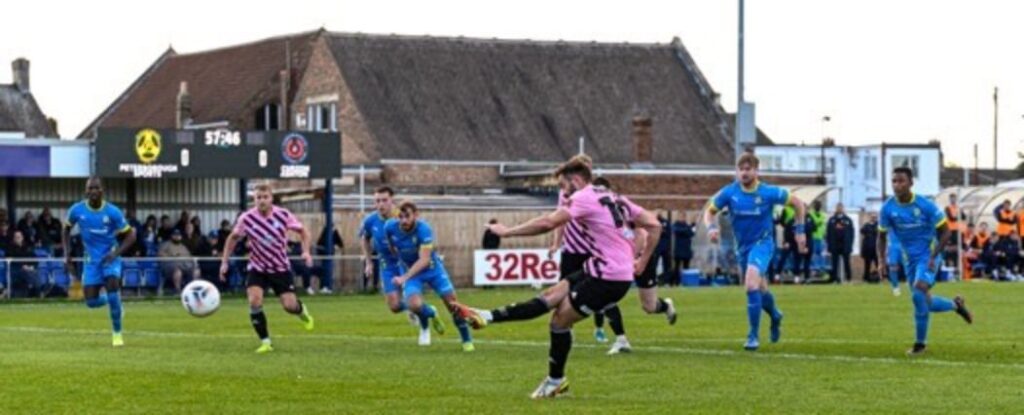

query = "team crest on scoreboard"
[
  {"left": 135, "top": 128, "right": 161, "bottom": 164},
  {"left": 119, "top": 128, "right": 178, "bottom": 178},
  {"left": 280, "top": 133, "right": 311, "bottom": 178}
]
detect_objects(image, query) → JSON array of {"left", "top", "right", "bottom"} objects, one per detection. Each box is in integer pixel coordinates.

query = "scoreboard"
[{"left": 95, "top": 128, "right": 341, "bottom": 179}]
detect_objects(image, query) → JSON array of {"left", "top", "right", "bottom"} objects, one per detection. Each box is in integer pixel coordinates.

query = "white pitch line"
[{"left": 2, "top": 325, "right": 1023, "bottom": 371}]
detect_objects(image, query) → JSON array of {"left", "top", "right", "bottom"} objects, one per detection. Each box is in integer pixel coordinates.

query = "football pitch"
[{"left": 1, "top": 282, "right": 1022, "bottom": 414}]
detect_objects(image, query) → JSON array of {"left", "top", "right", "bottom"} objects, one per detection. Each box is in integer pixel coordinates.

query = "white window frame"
[{"left": 306, "top": 102, "right": 337, "bottom": 132}]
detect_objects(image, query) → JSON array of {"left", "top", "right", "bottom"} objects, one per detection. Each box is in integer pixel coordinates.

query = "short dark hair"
[
  {"left": 398, "top": 200, "right": 418, "bottom": 214},
  {"left": 592, "top": 176, "right": 612, "bottom": 189},
  {"left": 737, "top": 152, "right": 760, "bottom": 169},
  {"left": 488, "top": 218, "right": 498, "bottom": 224},
  {"left": 893, "top": 166, "right": 914, "bottom": 179},
  {"left": 375, "top": 186, "right": 395, "bottom": 196}
]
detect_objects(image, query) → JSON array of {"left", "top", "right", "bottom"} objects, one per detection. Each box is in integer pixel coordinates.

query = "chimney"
[
  {"left": 632, "top": 115, "right": 653, "bottom": 163},
  {"left": 176, "top": 81, "right": 192, "bottom": 128},
  {"left": 12, "top": 58, "right": 29, "bottom": 94}
]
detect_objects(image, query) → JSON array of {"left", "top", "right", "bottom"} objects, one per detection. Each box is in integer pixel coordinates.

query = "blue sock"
[
  {"left": 746, "top": 290, "right": 762, "bottom": 340},
  {"left": 85, "top": 294, "right": 108, "bottom": 309},
  {"left": 417, "top": 304, "right": 436, "bottom": 330},
  {"left": 929, "top": 295, "right": 955, "bottom": 313},
  {"left": 911, "top": 289, "right": 929, "bottom": 344},
  {"left": 761, "top": 291, "right": 781, "bottom": 319},
  {"left": 888, "top": 265, "right": 900, "bottom": 289},
  {"left": 107, "top": 291, "right": 123, "bottom": 333},
  {"left": 453, "top": 314, "right": 472, "bottom": 343}
]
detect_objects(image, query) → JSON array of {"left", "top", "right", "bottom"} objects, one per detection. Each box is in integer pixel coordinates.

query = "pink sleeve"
[
  {"left": 566, "top": 194, "right": 589, "bottom": 221},
  {"left": 284, "top": 209, "right": 304, "bottom": 231},
  {"left": 621, "top": 196, "right": 645, "bottom": 222},
  {"left": 233, "top": 213, "right": 248, "bottom": 235}
]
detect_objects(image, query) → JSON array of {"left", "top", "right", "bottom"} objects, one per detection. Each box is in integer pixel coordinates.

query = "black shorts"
[
  {"left": 246, "top": 271, "right": 296, "bottom": 295},
  {"left": 634, "top": 256, "right": 658, "bottom": 289},
  {"left": 568, "top": 273, "right": 632, "bottom": 316},
  {"left": 560, "top": 252, "right": 590, "bottom": 281}
]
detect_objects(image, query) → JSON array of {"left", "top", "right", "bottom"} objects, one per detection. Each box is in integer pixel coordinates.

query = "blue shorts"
[
  {"left": 737, "top": 238, "right": 775, "bottom": 278},
  {"left": 403, "top": 269, "right": 455, "bottom": 300},
  {"left": 379, "top": 260, "right": 403, "bottom": 295},
  {"left": 904, "top": 255, "right": 935, "bottom": 287},
  {"left": 82, "top": 258, "right": 122, "bottom": 286}
]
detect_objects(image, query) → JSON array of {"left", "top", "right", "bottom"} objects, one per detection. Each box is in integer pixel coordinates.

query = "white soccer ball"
[
  {"left": 181, "top": 280, "right": 221, "bottom": 317},
  {"left": 530, "top": 281, "right": 544, "bottom": 290}
]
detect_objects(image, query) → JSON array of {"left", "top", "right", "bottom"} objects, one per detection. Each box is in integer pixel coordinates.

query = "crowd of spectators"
[{"left": 0, "top": 208, "right": 344, "bottom": 298}]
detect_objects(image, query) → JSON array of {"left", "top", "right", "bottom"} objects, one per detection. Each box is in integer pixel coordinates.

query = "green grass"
[{"left": 2, "top": 282, "right": 1023, "bottom": 414}]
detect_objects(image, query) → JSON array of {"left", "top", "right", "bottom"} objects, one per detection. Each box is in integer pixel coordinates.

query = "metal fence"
[{"left": 0, "top": 255, "right": 374, "bottom": 300}]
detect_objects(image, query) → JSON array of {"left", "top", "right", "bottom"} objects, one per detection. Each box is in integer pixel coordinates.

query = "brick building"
[{"left": 79, "top": 30, "right": 818, "bottom": 287}]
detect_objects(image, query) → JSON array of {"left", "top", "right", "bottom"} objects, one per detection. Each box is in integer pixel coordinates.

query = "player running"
[
  {"left": 592, "top": 176, "right": 677, "bottom": 355},
  {"left": 386, "top": 201, "right": 473, "bottom": 351},
  {"left": 703, "top": 152, "right": 807, "bottom": 351},
  {"left": 62, "top": 177, "right": 137, "bottom": 347},
  {"left": 360, "top": 186, "right": 429, "bottom": 341},
  {"left": 220, "top": 183, "right": 315, "bottom": 353},
  {"left": 453, "top": 157, "right": 663, "bottom": 398},
  {"left": 877, "top": 167, "right": 972, "bottom": 355}
]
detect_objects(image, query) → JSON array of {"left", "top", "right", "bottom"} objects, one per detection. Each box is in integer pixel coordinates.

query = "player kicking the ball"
[
  {"left": 453, "top": 157, "right": 662, "bottom": 398},
  {"left": 220, "top": 183, "right": 315, "bottom": 353}
]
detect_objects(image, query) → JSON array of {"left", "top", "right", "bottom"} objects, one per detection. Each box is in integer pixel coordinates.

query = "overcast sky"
[{"left": 2, "top": 0, "right": 1021, "bottom": 168}]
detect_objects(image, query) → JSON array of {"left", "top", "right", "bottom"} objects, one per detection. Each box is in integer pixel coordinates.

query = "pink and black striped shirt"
[
  {"left": 559, "top": 190, "right": 591, "bottom": 256},
  {"left": 233, "top": 206, "right": 304, "bottom": 273}
]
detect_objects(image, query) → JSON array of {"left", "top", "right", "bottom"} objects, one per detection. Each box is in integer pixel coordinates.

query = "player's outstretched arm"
[
  {"left": 633, "top": 210, "right": 662, "bottom": 274},
  {"left": 491, "top": 209, "right": 571, "bottom": 238},
  {"left": 219, "top": 230, "right": 244, "bottom": 278}
]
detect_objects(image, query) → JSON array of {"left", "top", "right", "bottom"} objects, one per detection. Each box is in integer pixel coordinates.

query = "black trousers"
[
  {"left": 831, "top": 252, "right": 851, "bottom": 283},
  {"left": 861, "top": 254, "right": 878, "bottom": 282}
]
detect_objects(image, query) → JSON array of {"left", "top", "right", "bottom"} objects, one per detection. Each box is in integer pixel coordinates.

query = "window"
[
  {"left": 255, "top": 103, "right": 280, "bottom": 131},
  {"left": 863, "top": 155, "right": 878, "bottom": 180},
  {"left": 307, "top": 102, "right": 337, "bottom": 132},
  {"left": 759, "top": 154, "right": 783, "bottom": 171},
  {"left": 891, "top": 155, "right": 920, "bottom": 178},
  {"left": 799, "top": 156, "right": 820, "bottom": 172}
]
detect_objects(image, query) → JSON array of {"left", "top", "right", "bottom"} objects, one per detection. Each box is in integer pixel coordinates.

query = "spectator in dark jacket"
[
  {"left": 826, "top": 203, "right": 855, "bottom": 283},
  {"left": 482, "top": 218, "right": 502, "bottom": 249},
  {"left": 993, "top": 234, "right": 1021, "bottom": 280},
  {"left": 0, "top": 221, "right": 12, "bottom": 254},
  {"left": 16, "top": 211, "right": 38, "bottom": 247},
  {"left": 316, "top": 225, "right": 344, "bottom": 294},
  {"left": 672, "top": 216, "right": 695, "bottom": 281},
  {"left": 8, "top": 231, "right": 40, "bottom": 297},
  {"left": 774, "top": 206, "right": 813, "bottom": 282},
  {"left": 35, "top": 208, "right": 62, "bottom": 251},
  {"left": 860, "top": 213, "right": 879, "bottom": 282},
  {"left": 216, "top": 219, "right": 232, "bottom": 253},
  {"left": 158, "top": 215, "right": 175, "bottom": 244},
  {"left": 654, "top": 213, "right": 673, "bottom": 285}
]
